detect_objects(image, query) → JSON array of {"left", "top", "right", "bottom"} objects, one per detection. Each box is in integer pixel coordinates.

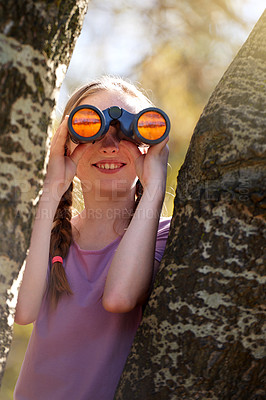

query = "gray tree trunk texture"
[
  {"left": 0, "top": 0, "right": 89, "bottom": 384},
  {"left": 116, "top": 11, "right": 266, "bottom": 400}
]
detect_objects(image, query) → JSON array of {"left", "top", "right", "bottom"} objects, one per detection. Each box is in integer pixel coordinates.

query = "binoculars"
[{"left": 68, "top": 105, "right": 170, "bottom": 145}]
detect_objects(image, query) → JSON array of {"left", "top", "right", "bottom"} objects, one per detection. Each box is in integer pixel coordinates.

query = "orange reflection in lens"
[
  {"left": 72, "top": 108, "right": 101, "bottom": 137},
  {"left": 137, "top": 111, "right": 166, "bottom": 140}
]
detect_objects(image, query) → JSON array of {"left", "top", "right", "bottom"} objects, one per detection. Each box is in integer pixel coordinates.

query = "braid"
[{"left": 48, "top": 182, "right": 74, "bottom": 306}]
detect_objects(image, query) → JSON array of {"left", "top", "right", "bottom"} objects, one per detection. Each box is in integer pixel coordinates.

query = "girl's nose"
[{"left": 99, "top": 125, "right": 120, "bottom": 154}]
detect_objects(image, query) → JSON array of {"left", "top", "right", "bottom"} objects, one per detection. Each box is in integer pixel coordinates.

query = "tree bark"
[
  {"left": 116, "top": 10, "right": 266, "bottom": 400},
  {"left": 0, "top": 0, "right": 89, "bottom": 384}
]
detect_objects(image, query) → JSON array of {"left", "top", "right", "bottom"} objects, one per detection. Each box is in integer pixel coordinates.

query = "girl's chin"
[{"left": 76, "top": 173, "right": 138, "bottom": 200}]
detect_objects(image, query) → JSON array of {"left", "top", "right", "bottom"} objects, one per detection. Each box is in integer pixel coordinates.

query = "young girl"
[{"left": 14, "top": 76, "right": 171, "bottom": 400}]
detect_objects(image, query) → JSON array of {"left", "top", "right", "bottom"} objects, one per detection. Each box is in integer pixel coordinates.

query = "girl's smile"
[{"left": 93, "top": 160, "right": 126, "bottom": 173}]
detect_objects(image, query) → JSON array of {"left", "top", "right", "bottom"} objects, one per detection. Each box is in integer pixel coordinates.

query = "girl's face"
[{"left": 71, "top": 89, "right": 147, "bottom": 201}]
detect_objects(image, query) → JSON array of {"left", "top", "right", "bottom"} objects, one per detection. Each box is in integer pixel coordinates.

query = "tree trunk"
[
  {"left": 116, "top": 10, "right": 266, "bottom": 400},
  {"left": 0, "top": 0, "right": 89, "bottom": 384}
]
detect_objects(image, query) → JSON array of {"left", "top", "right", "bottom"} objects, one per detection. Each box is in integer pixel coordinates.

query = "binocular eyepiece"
[{"left": 68, "top": 105, "right": 170, "bottom": 146}]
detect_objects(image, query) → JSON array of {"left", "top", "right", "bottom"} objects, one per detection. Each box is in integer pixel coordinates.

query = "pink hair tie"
[{"left": 52, "top": 256, "right": 63, "bottom": 264}]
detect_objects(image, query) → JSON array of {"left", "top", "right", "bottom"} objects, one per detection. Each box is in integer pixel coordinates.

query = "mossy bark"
[
  {"left": 0, "top": 0, "right": 89, "bottom": 383},
  {"left": 116, "top": 10, "right": 266, "bottom": 400}
]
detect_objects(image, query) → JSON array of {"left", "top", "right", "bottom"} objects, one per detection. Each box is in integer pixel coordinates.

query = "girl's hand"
[
  {"left": 44, "top": 116, "right": 88, "bottom": 200},
  {"left": 124, "top": 137, "right": 169, "bottom": 196}
]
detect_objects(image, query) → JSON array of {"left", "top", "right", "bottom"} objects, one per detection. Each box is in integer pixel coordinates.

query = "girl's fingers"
[
  {"left": 69, "top": 143, "right": 89, "bottom": 165},
  {"left": 123, "top": 137, "right": 169, "bottom": 165},
  {"left": 146, "top": 136, "right": 169, "bottom": 155}
]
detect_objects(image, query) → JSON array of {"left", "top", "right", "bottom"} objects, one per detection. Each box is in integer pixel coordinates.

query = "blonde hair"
[
  {"left": 61, "top": 76, "right": 153, "bottom": 121},
  {"left": 48, "top": 76, "right": 152, "bottom": 306}
]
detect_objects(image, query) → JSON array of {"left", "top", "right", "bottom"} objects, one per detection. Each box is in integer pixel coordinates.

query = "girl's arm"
[
  {"left": 102, "top": 139, "right": 169, "bottom": 313},
  {"left": 15, "top": 117, "right": 87, "bottom": 325}
]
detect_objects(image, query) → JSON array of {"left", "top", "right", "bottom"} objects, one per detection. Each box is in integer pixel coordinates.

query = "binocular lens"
[
  {"left": 72, "top": 108, "right": 101, "bottom": 138},
  {"left": 137, "top": 111, "right": 167, "bottom": 141},
  {"left": 69, "top": 105, "right": 170, "bottom": 145}
]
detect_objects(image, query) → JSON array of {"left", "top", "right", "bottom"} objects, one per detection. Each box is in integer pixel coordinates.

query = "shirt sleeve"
[{"left": 154, "top": 217, "right": 171, "bottom": 262}]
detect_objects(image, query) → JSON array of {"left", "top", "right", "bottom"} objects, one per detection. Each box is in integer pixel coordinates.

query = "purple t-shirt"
[{"left": 14, "top": 218, "right": 171, "bottom": 400}]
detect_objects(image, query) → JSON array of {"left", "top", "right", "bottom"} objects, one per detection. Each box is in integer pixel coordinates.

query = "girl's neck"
[
  {"left": 71, "top": 187, "right": 136, "bottom": 249},
  {"left": 81, "top": 183, "right": 136, "bottom": 217}
]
